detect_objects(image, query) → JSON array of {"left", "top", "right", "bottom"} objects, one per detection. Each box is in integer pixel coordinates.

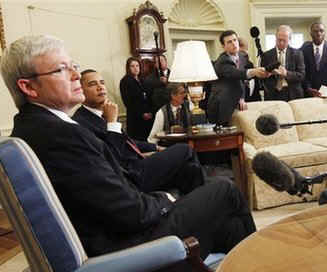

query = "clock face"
[{"left": 139, "top": 15, "right": 159, "bottom": 49}]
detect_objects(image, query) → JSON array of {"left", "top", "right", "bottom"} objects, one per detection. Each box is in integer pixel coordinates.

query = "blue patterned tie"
[{"left": 315, "top": 47, "right": 321, "bottom": 71}]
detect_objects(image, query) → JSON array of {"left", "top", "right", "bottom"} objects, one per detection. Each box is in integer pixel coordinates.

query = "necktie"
[
  {"left": 126, "top": 139, "right": 145, "bottom": 159},
  {"left": 276, "top": 50, "right": 285, "bottom": 91},
  {"left": 315, "top": 47, "right": 321, "bottom": 70},
  {"left": 235, "top": 57, "right": 240, "bottom": 69}
]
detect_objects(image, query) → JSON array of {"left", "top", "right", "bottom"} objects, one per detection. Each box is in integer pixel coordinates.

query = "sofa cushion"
[
  {"left": 256, "top": 141, "right": 327, "bottom": 168},
  {"left": 289, "top": 98, "right": 327, "bottom": 140},
  {"left": 231, "top": 101, "right": 298, "bottom": 149},
  {"left": 303, "top": 137, "right": 327, "bottom": 148}
]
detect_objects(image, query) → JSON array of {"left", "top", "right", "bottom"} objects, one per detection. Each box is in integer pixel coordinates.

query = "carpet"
[{"left": 0, "top": 227, "right": 21, "bottom": 266}]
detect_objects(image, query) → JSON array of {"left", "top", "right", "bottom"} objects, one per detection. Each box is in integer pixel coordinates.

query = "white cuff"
[{"left": 107, "top": 122, "right": 122, "bottom": 133}]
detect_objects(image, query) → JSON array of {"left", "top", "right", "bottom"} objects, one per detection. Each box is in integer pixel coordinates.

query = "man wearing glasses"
[{"left": 2, "top": 35, "right": 256, "bottom": 259}]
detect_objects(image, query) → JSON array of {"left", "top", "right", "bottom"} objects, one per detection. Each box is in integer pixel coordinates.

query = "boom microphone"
[
  {"left": 250, "top": 26, "right": 260, "bottom": 38},
  {"left": 252, "top": 151, "right": 327, "bottom": 196},
  {"left": 255, "top": 114, "right": 327, "bottom": 135},
  {"left": 252, "top": 152, "right": 294, "bottom": 192}
]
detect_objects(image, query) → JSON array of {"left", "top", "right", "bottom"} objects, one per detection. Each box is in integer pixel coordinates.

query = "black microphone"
[
  {"left": 256, "top": 114, "right": 327, "bottom": 135},
  {"left": 250, "top": 26, "right": 263, "bottom": 57},
  {"left": 252, "top": 151, "right": 294, "bottom": 192},
  {"left": 252, "top": 151, "right": 327, "bottom": 196},
  {"left": 250, "top": 26, "right": 260, "bottom": 38}
]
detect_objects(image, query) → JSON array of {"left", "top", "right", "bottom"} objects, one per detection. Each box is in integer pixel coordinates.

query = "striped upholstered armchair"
[{"left": 0, "top": 137, "right": 224, "bottom": 272}]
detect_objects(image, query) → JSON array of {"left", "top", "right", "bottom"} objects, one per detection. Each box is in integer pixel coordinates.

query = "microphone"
[
  {"left": 250, "top": 26, "right": 263, "bottom": 57},
  {"left": 255, "top": 114, "right": 327, "bottom": 135},
  {"left": 252, "top": 151, "right": 327, "bottom": 196},
  {"left": 250, "top": 26, "right": 260, "bottom": 38}
]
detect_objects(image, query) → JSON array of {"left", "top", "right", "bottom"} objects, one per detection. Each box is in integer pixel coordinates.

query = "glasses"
[{"left": 23, "top": 62, "right": 80, "bottom": 79}]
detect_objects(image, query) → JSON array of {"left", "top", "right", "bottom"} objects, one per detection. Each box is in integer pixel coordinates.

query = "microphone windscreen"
[
  {"left": 252, "top": 152, "right": 294, "bottom": 192},
  {"left": 255, "top": 114, "right": 280, "bottom": 135},
  {"left": 153, "top": 31, "right": 159, "bottom": 38},
  {"left": 250, "top": 26, "right": 260, "bottom": 38}
]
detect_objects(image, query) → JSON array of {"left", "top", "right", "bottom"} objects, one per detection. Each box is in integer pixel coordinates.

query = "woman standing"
[{"left": 120, "top": 57, "right": 154, "bottom": 141}]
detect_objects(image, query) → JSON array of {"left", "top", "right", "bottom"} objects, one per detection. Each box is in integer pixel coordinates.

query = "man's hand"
[
  {"left": 249, "top": 67, "right": 270, "bottom": 78},
  {"left": 157, "top": 145, "right": 166, "bottom": 152},
  {"left": 239, "top": 98, "right": 248, "bottom": 111},
  {"left": 308, "top": 88, "right": 322, "bottom": 97},
  {"left": 143, "top": 113, "right": 153, "bottom": 120},
  {"left": 102, "top": 101, "right": 119, "bottom": 123},
  {"left": 273, "top": 66, "right": 287, "bottom": 77}
]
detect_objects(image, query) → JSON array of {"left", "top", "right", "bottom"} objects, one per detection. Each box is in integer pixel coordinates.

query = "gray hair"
[
  {"left": 0, "top": 35, "right": 65, "bottom": 109},
  {"left": 276, "top": 25, "right": 293, "bottom": 39}
]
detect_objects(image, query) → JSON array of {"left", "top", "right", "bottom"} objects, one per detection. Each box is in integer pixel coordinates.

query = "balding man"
[{"left": 261, "top": 25, "right": 305, "bottom": 101}]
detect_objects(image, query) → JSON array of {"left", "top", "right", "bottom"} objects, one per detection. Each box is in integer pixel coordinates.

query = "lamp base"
[{"left": 191, "top": 113, "right": 207, "bottom": 126}]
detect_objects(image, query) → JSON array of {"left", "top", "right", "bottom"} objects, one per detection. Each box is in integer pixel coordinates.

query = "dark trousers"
[
  {"left": 146, "top": 179, "right": 256, "bottom": 259},
  {"left": 134, "top": 143, "right": 204, "bottom": 194}
]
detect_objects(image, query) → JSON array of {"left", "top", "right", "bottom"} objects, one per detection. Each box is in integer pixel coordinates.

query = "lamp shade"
[{"left": 169, "top": 40, "right": 217, "bottom": 83}]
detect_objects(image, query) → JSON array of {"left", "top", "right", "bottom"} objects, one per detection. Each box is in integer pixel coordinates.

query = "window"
[{"left": 265, "top": 33, "right": 304, "bottom": 50}]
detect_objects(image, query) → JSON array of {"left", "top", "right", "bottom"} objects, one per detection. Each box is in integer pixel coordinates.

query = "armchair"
[{"left": 0, "top": 137, "right": 224, "bottom": 272}]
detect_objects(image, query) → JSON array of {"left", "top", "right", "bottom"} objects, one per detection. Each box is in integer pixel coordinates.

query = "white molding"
[
  {"left": 0, "top": 127, "right": 12, "bottom": 136},
  {"left": 250, "top": 1, "right": 327, "bottom": 54}
]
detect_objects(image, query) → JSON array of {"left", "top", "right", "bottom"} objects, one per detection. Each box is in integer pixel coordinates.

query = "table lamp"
[{"left": 169, "top": 40, "right": 217, "bottom": 125}]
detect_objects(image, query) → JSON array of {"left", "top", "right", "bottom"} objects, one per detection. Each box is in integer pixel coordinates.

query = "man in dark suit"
[
  {"left": 300, "top": 22, "right": 327, "bottom": 97},
  {"left": 207, "top": 30, "right": 268, "bottom": 125},
  {"left": 261, "top": 25, "right": 305, "bottom": 101},
  {"left": 144, "top": 55, "right": 171, "bottom": 114},
  {"left": 2, "top": 34, "right": 255, "bottom": 260},
  {"left": 74, "top": 69, "right": 203, "bottom": 194},
  {"left": 238, "top": 37, "right": 262, "bottom": 102}
]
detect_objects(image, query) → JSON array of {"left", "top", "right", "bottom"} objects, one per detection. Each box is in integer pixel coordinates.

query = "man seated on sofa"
[
  {"left": 2, "top": 34, "right": 256, "bottom": 260},
  {"left": 74, "top": 69, "right": 203, "bottom": 194}
]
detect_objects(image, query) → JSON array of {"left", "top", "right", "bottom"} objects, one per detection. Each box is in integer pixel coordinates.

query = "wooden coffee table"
[
  {"left": 156, "top": 128, "right": 247, "bottom": 199},
  {"left": 216, "top": 204, "right": 327, "bottom": 271}
]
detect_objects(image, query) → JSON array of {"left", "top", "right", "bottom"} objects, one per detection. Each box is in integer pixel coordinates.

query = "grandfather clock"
[{"left": 126, "top": 1, "right": 167, "bottom": 76}]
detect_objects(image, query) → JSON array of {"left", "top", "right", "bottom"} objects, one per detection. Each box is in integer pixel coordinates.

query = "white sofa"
[{"left": 231, "top": 98, "right": 327, "bottom": 210}]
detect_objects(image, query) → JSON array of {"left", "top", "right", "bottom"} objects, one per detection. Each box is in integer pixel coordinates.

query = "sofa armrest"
[
  {"left": 75, "top": 236, "right": 187, "bottom": 272},
  {"left": 243, "top": 142, "right": 257, "bottom": 159}
]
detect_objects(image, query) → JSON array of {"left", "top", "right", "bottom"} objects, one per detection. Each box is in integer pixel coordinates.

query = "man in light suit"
[
  {"left": 208, "top": 30, "right": 268, "bottom": 125},
  {"left": 73, "top": 69, "right": 203, "bottom": 194},
  {"left": 261, "top": 25, "right": 305, "bottom": 101},
  {"left": 300, "top": 22, "right": 327, "bottom": 97},
  {"left": 3, "top": 35, "right": 255, "bottom": 260}
]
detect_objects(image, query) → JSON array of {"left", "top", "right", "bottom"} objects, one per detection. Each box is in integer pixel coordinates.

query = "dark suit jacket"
[
  {"left": 207, "top": 52, "right": 249, "bottom": 125},
  {"left": 261, "top": 46, "right": 305, "bottom": 100},
  {"left": 119, "top": 75, "right": 154, "bottom": 141},
  {"left": 11, "top": 103, "right": 172, "bottom": 256},
  {"left": 72, "top": 106, "right": 157, "bottom": 180},
  {"left": 300, "top": 41, "right": 327, "bottom": 96},
  {"left": 144, "top": 69, "right": 171, "bottom": 114}
]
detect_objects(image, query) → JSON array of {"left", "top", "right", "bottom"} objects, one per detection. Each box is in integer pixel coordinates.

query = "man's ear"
[{"left": 16, "top": 79, "right": 38, "bottom": 98}]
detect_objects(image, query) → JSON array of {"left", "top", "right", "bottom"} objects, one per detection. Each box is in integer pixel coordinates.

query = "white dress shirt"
[
  {"left": 148, "top": 102, "right": 193, "bottom": 144},
  {"left": 313, "top": 41, "right": 324, "bottom": 58},
  {"left": 82, "top": 105, "right": 122, "bottom": 133}
]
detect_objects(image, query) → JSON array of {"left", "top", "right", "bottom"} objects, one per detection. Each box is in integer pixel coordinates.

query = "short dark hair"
[
  {"left": 80, "top": 69, "right": 97, "bottom": 84},
  {"left": 219, "top": 30, "right": 237, "bottom": 45},
  {"left": 310, "top": 22, "right": 324, "bottom": 31},
  {"left": 166, "top": 83, "right": 185, "bottom": 98}
]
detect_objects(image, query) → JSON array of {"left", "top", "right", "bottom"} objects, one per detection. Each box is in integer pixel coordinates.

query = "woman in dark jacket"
[{"left": 120, "top": 57, "right": 154, "bottom": 141}]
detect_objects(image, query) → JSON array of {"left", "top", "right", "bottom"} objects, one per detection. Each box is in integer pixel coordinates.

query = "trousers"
[{"left": 146, "top": 179, "right": 256, "bottom": 259}]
